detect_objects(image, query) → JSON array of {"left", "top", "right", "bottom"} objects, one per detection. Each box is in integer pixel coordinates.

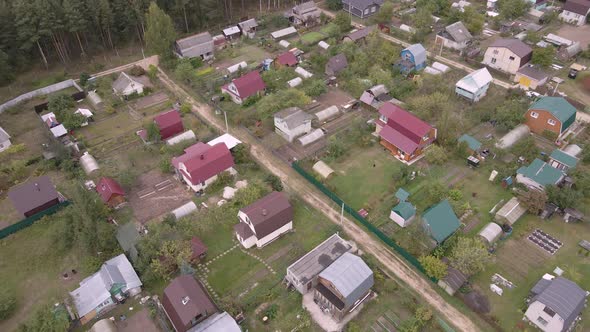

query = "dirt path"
[{"left": 157, "top": 69, "right": 482, "bottom": 332}]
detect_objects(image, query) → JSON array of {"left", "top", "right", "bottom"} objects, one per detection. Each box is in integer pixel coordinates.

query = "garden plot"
[
  {"left": 131, "top": 91, "right": 170, "bottom": 110},
  {"left": 128, "top": 170, "right": 193, "bottom": 224}
]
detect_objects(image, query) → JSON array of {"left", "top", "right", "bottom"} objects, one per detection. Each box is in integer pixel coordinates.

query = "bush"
[
  {"left": 79, "top": 72, "right": 91, "bottom": 87},
  {"left": 129, "top": 65, "right": 146, "bottom": 76},
  {"left": 242, "top": 95, "right": 260, "bottom": 107},
  {"left": 0, "top": 287, "right": 17, "bottom": 320},
  {"left": 302, "top": 79, "right": 327, "bottom": 97},
  {"left": 159, "top": 157, "right": 172, "bottom": 173},
  {"left": 425, "top": 145, "right": 448, "bottom": 165},
  {"left": 148, "top": 64, "right": 158, "bottom": 80},
  {"left": 542, "top": 129, "right": 558, "bottom": 141},
  {"left": 265, "top": 174, "right": 283, "bottom": 191},
  {"left": 205, "top": 171, "right": 233, "bottom": 194}
]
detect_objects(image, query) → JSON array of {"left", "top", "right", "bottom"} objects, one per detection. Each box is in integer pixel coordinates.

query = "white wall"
[
  {"left": 236, "top": 230, "right": 256, "bottom": 248},
  {"left": 179, "top": 164, "right": 234, "bottom": 192},
  {"left": 483, "top": 47, "right": 522, "bottom": 74},
  {"left": 524, "top": 301, "right": 564, "bottom": 332},
  {"left": 221, "top": 83, "right": 243, "bottom": 104},
  {"left": 437, "top": 36, "right": 468, "bottom": 50},
  {"left": 559, "top": 10, "right": 587, "bottom": 26},
  {"left": 274, "top": 118, "right": 311, "bottom": 142},
  {"left": 255, "top": 221, "right": 293, "bottom": 247},
  {"left": 0, "top": 138, "right": 12, "bottom": 152},
  {"left": 389, "top": 211, "right": 415, "bottom": 227}
]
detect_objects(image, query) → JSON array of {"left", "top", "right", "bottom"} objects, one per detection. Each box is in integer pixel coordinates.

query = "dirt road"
[{"left": 157, "top": 69, "right": 483, "bottom": 332}]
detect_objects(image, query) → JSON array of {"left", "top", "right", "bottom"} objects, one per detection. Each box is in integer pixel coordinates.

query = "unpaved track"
[{"left": 157, "top": 69, "right": 482, "bottom": 332}]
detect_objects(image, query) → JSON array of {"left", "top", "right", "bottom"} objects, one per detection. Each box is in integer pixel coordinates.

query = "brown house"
[
  {"left": 190, "top": 237, "right": 207, "bottom": 262},
  {"left": 162, "top": 275, "right": 217, "bottom": 332},
  {"left": 8, "top": 176, "right": 60, "bottom": 218},
  {"left": 524, "top": 97, "right": 577, "bottom": 138},
  {"left": 96, "top": 177, "right": 126, "bottom": 208}
]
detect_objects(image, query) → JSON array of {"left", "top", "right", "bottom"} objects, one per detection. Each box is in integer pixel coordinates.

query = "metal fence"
[
  {"left": 291, "top": 161, "right": 434, "bottom": 281},
  {"left": 0, "top": 201, "right": 70, "bottom": 239},
  {"left": 0, "top": 79, "right": 83, "bottom": 113}
]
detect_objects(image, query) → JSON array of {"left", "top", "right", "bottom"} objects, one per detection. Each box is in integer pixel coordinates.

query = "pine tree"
[{"left": 145, "top": 2, "right": 176, "bottom": 60}]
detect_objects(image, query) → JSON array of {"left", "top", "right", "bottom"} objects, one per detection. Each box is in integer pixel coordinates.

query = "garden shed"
[
  {"left": 313, "top": 160, "right": 334, "bottom": 179},
  {"left": 495, "top": 197, "right": 526, "bottom": 225},
  {"left": 172, "top": 201, "right": 198, "bottom": 219},
  {"left": 478, "top": 222, "right": 503, "bottom": 244},
  {"left": 314, "top": 106, "right": 340, "bottom": 122},
  {"left": 80, "top": 152, "right": 99, "bottom": 175},
  {"left": 298, "top": 128, "right": 324, "bottom": 146}
]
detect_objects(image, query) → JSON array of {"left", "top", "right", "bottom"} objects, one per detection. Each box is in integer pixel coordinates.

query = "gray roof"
[
  {"left": 287, "top": 234, "right": 352, "bottom": 285},
  {"left": 112, "top": 72, "right": 134, "bottom": 93},
  {"left": 444, "top": 21, "right": 472, "bottom": 43},
  {"left": 326, "top": 53, "right": 348, "bottom": 74},
  {"left": 176, "top": 32, "right": 214, "bottom": 58},
  {"left": 319, "top": 252, "right": 374, "bottom": 307},
  {"left": 275, "top": 107, "right": 313, "bottom": 130},
  {"left": 238, "top": 18, "right": 258, "bottom": 31},
  {"left": 0, "top": 126, "right": 10, "bottom": 142},
  {"left": 8, "top": 176, "right": 59, "bottom": 217},
  {"left": 405, "top": 44, "right": 427, "bottom": 66},
  {"left": 189, "top": 312, "right": 241, "bottom": 332},
  {"left": 489, "top": 38, "right": 532, "bottom": 58},
  {"left": 532, "top": 277, "right": 587, "bottom": 331},
  {"left": 70, "top": 254, "right": 142, "bottom": 317},
  {"left": 116, "top": 222, "right": 140, "bottom": 261},
  {"left": 345, "top": 26, "right": 375, "bottom": 41},
  {"left": 517, "top": 65, "right": 549, "bottom": 81},
  {"left": 293, "top": 1, "right": 321, "bottom": 19},
  {"left": 343, "top": 0, "right": 384, "bottom": 10}
]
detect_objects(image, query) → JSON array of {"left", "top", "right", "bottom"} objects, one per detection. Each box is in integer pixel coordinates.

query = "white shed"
[
  {"left": 478, "top": 222, "right": 503, "bottom": 244},
  {"left": 166, "top": 130, "right": 196, "bottom": 146},
  {"left": 495, "top": 124, "right": 530, "bottom": 149},
  {"left": 295, "top": 66, "right": 313, "bottom": 79},
  {"left": 279, "top": 40, "right": 291, "bottom": 48},
  {"left": 314, "top": 106, "right": 340, "bottom": 122},
  {"left": 318, "top": 41, "right": 330, "bottom": 50},
  {"left": 172, "top": 201, "right": 198, "bottom": 219},
  {"left": 79, "top": 152, "right": 99, "bottom": 175},
  {"left": 297, "top": 128, "right": 324, "bottom": 146},
  {"left": 287, "top": 77, "right": 303, "bottom": 87},
  {"left": 207, "top": 133, "right": 242, "bottom": 150},
  {"left": 313, "top": 160, "right": 334, "bottom": 179}
]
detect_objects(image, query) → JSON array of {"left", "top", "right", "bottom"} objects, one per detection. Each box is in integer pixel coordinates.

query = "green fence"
[
  {"left": 0, "top": 201, "right": 70, "bottom": 239},
  {"left": 291, "top": 162, "right": 433, "bottom": 280}
]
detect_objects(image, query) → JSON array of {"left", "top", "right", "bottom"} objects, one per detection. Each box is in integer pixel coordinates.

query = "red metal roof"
[
  {"left": 172, "top": 142, "right": 235, "bottom": 185},
  {"left": 154, "top": 110, "right": 182, "bottom": 130},
  {"left": 380, "top": 125, "right": 420, "bottom": 154},
  {"left": 276, "top": 51, "right": 298, "bottom": 66},
  {"left": 232, "top": 71, "right": 266, "bottom": 99},
  {"left": 191, "top": 237, "right": 207, "bottom": 259},
  {"left": 378, "top": 102, "right": 433, "bottom": 154},
  {"left": 96, "top": 177, "right": 125, "bottom": 203}
]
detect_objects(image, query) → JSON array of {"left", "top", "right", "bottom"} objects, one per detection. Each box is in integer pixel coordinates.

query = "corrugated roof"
[
  {"left": 456, "top": 68, "right": 493, "bottom": 94},
  {"left": 489, "top": 38, "right": 532, "bottom": 58},
  {"left": 277, "top": 51, "right": 298, "bottom": 66},
  {"left": 176, "top": 32, "right": 214, "bottom": 58},
  {"left": 532, "top": 277, "right": 587, "bottom": 330},
  {"left": 345, "top": 26, "right": 375, "bottom": 41},
  {"left": 162, "top": 275, "right": 216, "bottom": 332},
  {"left": 378, "top": 102, "right": 433, "bottom": 154},
  {"left": 517, "top": 158, "right": 565, "bottom": 187},
  {"left": 190, "top": 312, "right": 241, "bottom": 332},
  {"left": 395, "top": 188, "right": 410, "bottom": 201},
  {"left": 318, "top": 253, "right": 373, "bottom": 307},
  {"left": 529, "top": 97, "right": 577, "bottom": 131},
  {"left": 404, "top": 44, "right": 427, "bottom": 66},
  {"left": 155, "top": 110, "right": 183, "bottom": 132},
  {"left": 240, "top": 191, "right": 293, "bottom": 239},
  {"left": 231, "top": 71, "right": 266, "bottom": 99},
  {"left": 8, "top": 176, "right": 59, "bottom": 217},
  {"left": 275, "top": 107, "right": 313, "bottom": 130},
  {"left": 223, "top": 26, "right": 241, "bottom": 36},
  {"left": 326, "top": 53, "right": 348, "bottom": 74},
  {"left": 495, "top": 197, "right": 526, "bottom": 225},
  {"left": 97, "top": 177, "right": 125, "bottom": 204},
  {"left": 550, "top": 149, "right": 578, "bottom": 169},
  {"left": 207, "top": 133, "right": 241, "bottom": 150},
  {"left": 112, "top": 72, "right": 134, "bottom": 93},
  {"left": 444, "top": 21, "right": 473, "bottom": 43},
  {"left": 458, "top": 134, "right": 482, "bottom": 151},
  {"left": 172, "top": 142, "right": 235, "bottom": 185},
  {"left": 563, "top": 0, "right": 590, "bottom": 15},
  {"left": 517, "top": 65, "right": 549, "bottom": 81},
  {"left": 238, "top": 18, "right": 258, "bottom": 31},
  {"left": 342, "top": 0, "right": 384, "bottom": 10},
  {"left": 422, "top": 200, "right": 461, "bottom": 243},
  {"left": 392, "top": 201, "right": 416, "bottom": 221}
]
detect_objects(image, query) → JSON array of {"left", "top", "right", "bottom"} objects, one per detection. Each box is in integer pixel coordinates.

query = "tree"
[
  {"left": 257, "top": 89, "right": 311, "bottom": 119},
  {"left": 63, "top": 0, "right": 88, "bottom": 55},
  {"left": 150, "top": 240, "right": 192, "bottom": 280},
  {"left": 450, "top": 237, "right": 492, "bottom": 275},
  {"left": 326, "top": 0, "right": 343, "bottom": 10},
  {"left": 0, "top": 287, "right": 16, "bottom": 320},
  {"left": 419, "top": 255, "right": 448, "bottom": 279},
  {"left": 497, "top": 0, "right": 529, "bottom": 20},
  {"left": 48, "top": 94, "right": 74, "bottom": 115},
  {"left": 146, "top": 122, "right": 161, "bottom": 142},
  {"left": 0, "top": 50, "right": 15, "bottom": 86},
  {"left": 427, "top": 182, "right": 447, "bottom": 204},
  {"left": 525, "top": 31, "right": 541, "bottom": 44},
  {"left": 494, "top": 99, "right": 527, "bottom": 131},
  {"left": 79, "top": 72, "right": 90, "bottom": 87},
  {"left": 461, "top": 6, "right": 485, "bottom": 34},
  {"left": 18, "top": 304, "right": 70, "bottom": 332},
  {"left": 174, "top": 59, "right": 197, "bottom": 84},
  {"left": 373, "top": 1, "right": 394, "bottom": 24},
  {"left": 265, "top": 174, "right": 283, "bottom": 191},
  {"left": 518, "top": 190, "right": 548, "bottom": 214},
  {"left": 532, "top": 46, "right": 556, "bottom": 68},
  {"left": 546, "top": 185, "right": 582, "bottom": 209},
  {"left": 425, "top": 145, "right": 448, "bottom": 165},
  {"left": 145, "top": 2, "right": 177, "bottom": 60},
  {"left": 334, "top": 12, "right": 352, "bottom": 33},
  {"left": 327, "top": 136, "right": 346, "bottom": 159},
  {"left": 302, "top": 79, "right": 327, "bottom": 97}
]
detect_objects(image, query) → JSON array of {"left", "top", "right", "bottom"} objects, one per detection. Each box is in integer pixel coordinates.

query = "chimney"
[
  {"left": 262, "top": 209, "right": 267, "bottom": 216},
  {"left": 34, "top": 183, "right": 40, "bottom": 191},
  {"left": 200, "top": 154, "right": 205, "bottom": 160}
]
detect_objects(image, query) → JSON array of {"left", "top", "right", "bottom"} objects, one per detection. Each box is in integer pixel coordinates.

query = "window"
[
  {"left": 537, "top": 316, "right": 549, "bottom": 326},
  {"left": 509, "top": 56, "right": 515, "bottom": 61},
  {"left": 543, "top": 306, "right": 556, "bottom": 317},
  {"left": 491, "top": 58, "right": 497, "bottom": 64},
  {"left": 548, "top": 119, "right": 556, "bottom": 126},
  {"left": 493, "top": 49, "right": 499, "bottom": 55},
  {"left": 379, "top": 114, "right": 388, "bottom": 123},
  {"left": 530, "top": 111, "right": 539, "bottom": 119},
  {"left": 371, "top": 6, "right": 377, "bottom": 13},
  {"left": 364, "top": 8, "right": 369, "bottom": 14},
  {"left": 423, "top": 134, "right": 430, "bottom": 141}
]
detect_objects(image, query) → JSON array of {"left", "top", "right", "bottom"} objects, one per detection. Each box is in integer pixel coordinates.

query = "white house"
[
  {"left": 112, "top": 72, "right": 151, "bottom": 96},
  {"left": 0, "top": 126, "right": 11, "bottom": 152},
  {"left": 435, "top": 21, "right": 473, "bottom": 51},
  {"left": 524, "top": 276, "right": 587, "bottom": 332},
  {"left": 559, "top": 0, "right": 590, "bottom": 26},
  {"left": 274, "top": 107, "right": 313, "bottom": 142},
  {"left": 70, "top": 254, "right": 142, "bottom": 324},
  {"left": 389, "top": 201, "right": 416, "bottom": 227},
  {"left": 455, "top": 68, "right": 493, "bottom": 102},
  {"left": 234, "top": 191, "right": 294, "bottom": 248},
  {"left": 482, "top": 39, "right": 533, "bottom": 74}
]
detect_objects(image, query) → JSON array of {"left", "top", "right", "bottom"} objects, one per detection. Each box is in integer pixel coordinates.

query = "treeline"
[{"left": 0, "top": 0, "right": 302, "bottom": 85}]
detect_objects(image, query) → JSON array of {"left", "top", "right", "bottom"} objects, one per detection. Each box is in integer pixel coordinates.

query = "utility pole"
[
  {"left": 224, "top": 111, "right": 229, "bottom": 133},
  {"left": 340, "top": 202, "right": 344, "bottom": 227}
]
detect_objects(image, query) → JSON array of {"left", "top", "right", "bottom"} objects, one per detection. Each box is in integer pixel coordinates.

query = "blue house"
[
  {"left": 397, "top": 44, "right": 427, "bottom": 75},
  {"left": 455, "top": 68, "right": 493, "bottom": 102}
]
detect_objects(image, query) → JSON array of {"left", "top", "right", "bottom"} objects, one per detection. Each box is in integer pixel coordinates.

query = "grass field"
[
  {"left": 472, "top": 215, "right": 590, "bottom": 331},
  {"left": 300, "top": 31, "right": 326, "bottom": 45}
]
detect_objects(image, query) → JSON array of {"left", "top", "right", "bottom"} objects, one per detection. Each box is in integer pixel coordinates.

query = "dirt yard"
[
  {"left": 116, "top": 308, "right": 160, "bottom": 332},
  {"left": 557, "top": 24, "right": 590, "bottom": 48},
  {"left": 132, "top": 91, "right": 170, "bottom": 110},
  {"left": 314, "top": 87, "right": 354, "bottom": 107},
  {"left": 128, "top": 170, "right": 193, "bottom": 224}
]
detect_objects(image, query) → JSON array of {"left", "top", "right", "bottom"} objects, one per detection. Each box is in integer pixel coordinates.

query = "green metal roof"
[
  {"left": 422, "top": 200, "right": 461, "bottom": 243},
  {"left": 517, "top": 158, "right": 565, "bottom": 186},
  {"left": 395, "top": 188, "right": 410, "bottom": 201},
  {"left": 458, "top": 134, "right": 482, "bottom": 151},
  {"left": 550, "top": 149, "right": 578, "bottom": 169},
  {"left": 392, "top": 201, "right": 416, "bottom": 221},
  {"left": 529, "top": 97, "right": 577, "bottom": 132}
]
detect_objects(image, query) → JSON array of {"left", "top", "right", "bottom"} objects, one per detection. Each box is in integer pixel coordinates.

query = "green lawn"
[
  {"left": 472, "top": 215, "right": 590, "bottom": 331},
  {"left": 300, "top": 31, "right": 326, "bottom": 45}
]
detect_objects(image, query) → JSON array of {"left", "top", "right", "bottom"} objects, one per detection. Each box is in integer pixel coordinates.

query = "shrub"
[
  {"left": 79, "top": 72, "right": 91, "bottom": 87},
  {"left": 265, "top": 174, "right": 283, "bottom": 191},
  {"left": 147, "top": 64, "right": 158, "bottom": 80},
  {"left": 425, "top": 145, "right": 448, "bottom": 165},
  {"left": 242, "top": 95, "right": 260, "bottom": 107},
  {"left": 0, "top": 287, "right": 17, "bottom": 320},
  {"left": 542, "top": 129, "right": 558, "bottom": 141},
  {"left": 129, "top": 65, "right": 146, "bottom": 76}
]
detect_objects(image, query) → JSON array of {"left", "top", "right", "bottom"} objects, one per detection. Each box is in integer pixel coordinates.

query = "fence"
[
  {"left": 0, "top": 201, "right": 70, "bottom": 239},
  {"left": 0, "top": 79, "right": 83, "bottom": 113},
  {"left": 291, "top": 161, "right": 434, "bottom": 281}
]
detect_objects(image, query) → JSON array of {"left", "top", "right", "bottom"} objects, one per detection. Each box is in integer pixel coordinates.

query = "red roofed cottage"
[
  {"left": 376, "top": 102, "right": 437, "bottom": 164},
  {"left": 172, "top": 142, "right": 235, "bottom": 192},
  {"left": 96, "top": 177, "right": 126, "bottom": 208},
  {"left": 275, "top": 51, "right": 299, "bottom": 67},
  {"left": 154, "top": 110, "right": 184, "bottom": 140},
  {"left": 221, "top": 71, "right": 266, "bottom": 104}
]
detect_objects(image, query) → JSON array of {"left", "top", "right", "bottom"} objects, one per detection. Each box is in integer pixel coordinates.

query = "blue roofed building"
[
  {"left": 390, "top": 201, "right": 417, "bottom": 227},
  {"left": 548, "top": 149, "right": 578, "bottom": 172},
  {"left": 516, "top": 158, "right": 566, "bottom": 190},
  {"left": 397, "top": 44, "right": 427, "bottom": 75},
  {"left": 458, "top": 134, "right": 482, "bottom": 153},
  {"left": 422, "top": 200, "right": 461, "bottom": 244},
  {"left": 525, "top": 97, "right": 577, "bottom": 138}
]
